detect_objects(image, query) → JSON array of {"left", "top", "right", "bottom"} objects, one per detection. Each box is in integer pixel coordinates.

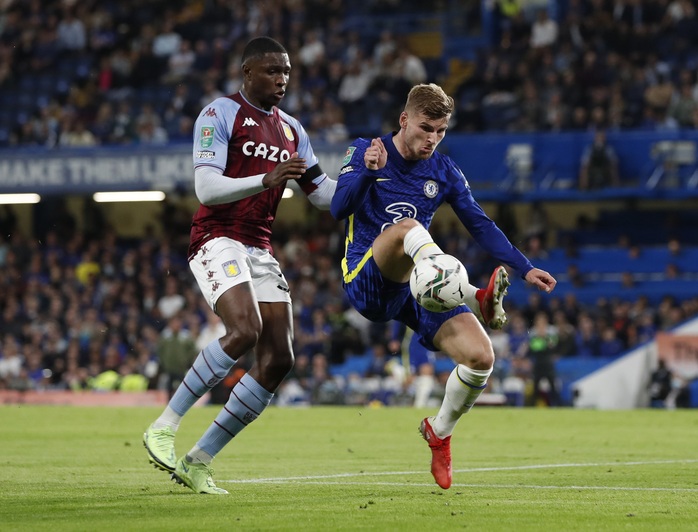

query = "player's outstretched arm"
[{"left": 524, "top": 268, "right": 557, "bottom": 293}]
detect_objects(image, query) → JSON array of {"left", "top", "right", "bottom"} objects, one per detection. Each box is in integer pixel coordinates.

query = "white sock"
[
  {"left": 461, "top": 285, "right": 480, "bottom": 310},
  {"left": 403, "top": 225, "right": 443, "bottom": 264},
  {"left": 152, "top": 405, "right": 183, "bottom": 431},
  {"left": 186, "top": 445, "right": 214, "bottom": 465},
  {"left": 432, "top": 364, "right": 492, "bottom": 438}
]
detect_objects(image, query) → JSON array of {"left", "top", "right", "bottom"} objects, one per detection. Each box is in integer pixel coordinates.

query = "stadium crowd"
[
  {"left": 3, "top": 0, "right": 698, "bottom": 147},
  {"left": 0, "top": 203, "right": 696, "bottom": 406},
  {"left": 1, "top": 0, "right": 697, "bottom": 407}
]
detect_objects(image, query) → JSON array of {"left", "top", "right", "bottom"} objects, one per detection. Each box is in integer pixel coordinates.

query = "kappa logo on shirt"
[{"left": 243, "top": 117, "right": 259, "bottom": 127}]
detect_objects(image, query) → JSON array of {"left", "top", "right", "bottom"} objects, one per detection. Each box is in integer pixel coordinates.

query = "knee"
[
  {"left": 455, "top": 337, "right": 495, "bottom": 370},
  {"left": 395, "top": 218, "right": 422, "bottom": 237},
  {"left": 219, "top": 323, "right": 261, "bottom": 357}
]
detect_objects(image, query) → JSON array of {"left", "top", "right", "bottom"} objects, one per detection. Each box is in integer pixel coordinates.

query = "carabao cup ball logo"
[{"left": 424, "top": 180, "right": 438, "bottom": 198}]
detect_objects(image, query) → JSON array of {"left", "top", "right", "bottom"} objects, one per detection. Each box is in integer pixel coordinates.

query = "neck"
[
  {"left": 392, "top": 130, "right": 413, "bottom": 160},
  {"left": 240, "top": 89, "right": 272, "bottom": 112}
]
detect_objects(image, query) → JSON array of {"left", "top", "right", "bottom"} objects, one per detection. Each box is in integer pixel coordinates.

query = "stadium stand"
[{"left": 0, "top": 0, "right": 697, "bottom": 408}]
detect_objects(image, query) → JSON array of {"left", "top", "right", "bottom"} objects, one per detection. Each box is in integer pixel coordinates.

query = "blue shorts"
[{"left": 343, "top": 256, "right": 471, "bottom": 351}]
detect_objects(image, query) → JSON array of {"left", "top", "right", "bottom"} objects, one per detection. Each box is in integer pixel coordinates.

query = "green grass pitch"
[{"left": 1, "top": 405, "right": 696, "bottom": 531}]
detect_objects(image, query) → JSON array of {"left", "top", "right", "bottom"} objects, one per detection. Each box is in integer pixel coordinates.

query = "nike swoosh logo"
[
  {"left": 181, "top": 462, "right": 190, "bottom": 473},
  {"left": 376, "top": 178, "right": 391, "bottom": 182}
]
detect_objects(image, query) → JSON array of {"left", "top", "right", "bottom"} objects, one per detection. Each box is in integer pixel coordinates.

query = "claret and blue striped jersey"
[{"left": 330, "top": 132, "right": 533, "bottom": 282}]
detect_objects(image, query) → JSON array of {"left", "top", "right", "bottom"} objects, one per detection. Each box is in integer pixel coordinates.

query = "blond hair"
[{"left": 404, "top": 83, "right": 454, "bottom": 119}]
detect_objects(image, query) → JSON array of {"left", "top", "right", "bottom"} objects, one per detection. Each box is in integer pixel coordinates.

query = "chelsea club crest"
[{"left": 423, "top": 180, "right": 438, "bottom": 198}]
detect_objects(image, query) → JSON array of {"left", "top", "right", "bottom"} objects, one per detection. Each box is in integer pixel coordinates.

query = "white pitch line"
[
  {"left": 224, "top": 480, "right": 698, "bottom": 492},
  {"left": 222, "top": 459, "right": 698, "bottom": 484}
]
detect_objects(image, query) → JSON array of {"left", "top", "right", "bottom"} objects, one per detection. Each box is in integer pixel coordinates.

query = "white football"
[{"left": 409, "top": 254, "right": 469, "bottom": 313}]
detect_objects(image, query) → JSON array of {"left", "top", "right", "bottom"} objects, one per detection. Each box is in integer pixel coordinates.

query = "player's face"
[
  {"left": 399, "top": 111, "right": 449, "bottom": 160},
  {"left": 242, "top": 53, "right": 291, "bottom": 110}
]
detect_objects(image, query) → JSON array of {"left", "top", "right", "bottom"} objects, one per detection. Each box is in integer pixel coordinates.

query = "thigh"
[
  {"left": 397, "top": 298, "right": 470, "bottom": 353},
  {"left": 431, "top": 311, "right": 493, "bottom": 369},
  {"left": 257, "top": 301, "right": 294, "bottom": 355},
  {"left": 249, "top": 301, "right": 295, "bottom": 390},
  {"left": 371, "top": 222, "right": 415, "bottom": 283}
]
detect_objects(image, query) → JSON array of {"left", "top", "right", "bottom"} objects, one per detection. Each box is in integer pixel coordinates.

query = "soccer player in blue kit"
[
  {"left": 143, "top": 37, "right": 336, "bottom": 494},
  {"left": 330, "top": 83, "right": 556, "bottom": 489}
]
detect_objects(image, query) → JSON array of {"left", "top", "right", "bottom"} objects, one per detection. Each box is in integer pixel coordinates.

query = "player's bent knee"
[
  {"left": 394, "top": 218, "right": 422, "bottom": 235},
  {"left": 448, "top": 336, "right": 494, "bottom": 370},
  {"left": 220, "top": 327, "right": 261, "bottom": 357}
]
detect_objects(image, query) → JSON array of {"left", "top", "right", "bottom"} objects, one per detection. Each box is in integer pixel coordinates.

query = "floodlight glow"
[
  {"left": 93, "top": 191, "right": 166, "bottom": 203},
  {"left": 282, "top": 188, "right": 294, "bottom": 199},
  {"left": 0, "top": 194, "right": 41, "bottom": 204}
]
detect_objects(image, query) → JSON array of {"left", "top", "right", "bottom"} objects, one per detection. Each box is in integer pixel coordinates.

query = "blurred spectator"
[
  {"left": 598, "top": 326, "right": 624, "bottom": 358},
  {"left": 157, "top": 276, "right": 186, "bottom": 320},
  {"left": 530, "top": 9, "right": 558, "bottom": 49},
  {"left": 196, "top": 307, "right": 226, "bottom": 352},
  {"left": 59, "top": 118, "right": 98, "bottom": 147},
  {"left": 649, "top": 359, "right": 673, "bottom": 407},
  {"left": 56, "top": 8, "right": 86, "bottom": 52},
  {"left": 165, "top": 39, "right": 196, "bottom": 83},
  {"left": 576, "top": 313, "right": 600, "bottom": 357},
  {"left": 578, "top": 130, "right": 620, "bottom": 190},
  {"left": 152, "top": 17, "right": 182, "bottom": 58},
  {"left": 526, "top": 311, "right": 560, "bottom": 406},
  {"left": 156, "top": 314, "right": 198, "bottom": 398}
]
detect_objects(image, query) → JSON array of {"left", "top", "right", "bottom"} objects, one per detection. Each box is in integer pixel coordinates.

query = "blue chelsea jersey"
[{"left": 331, "top": 132, "right": 533, "bottom": 281}]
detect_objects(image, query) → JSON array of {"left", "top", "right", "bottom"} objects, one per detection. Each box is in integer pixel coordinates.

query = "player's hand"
[
  {"left": 364, "top": 138, "right": 387, "bottom": 171},
  {"left": 525, "top": 268, "right": 557, "bottom": 293},
  {"left": 262, "top": 152, "right": 307, "bottom": 188}
]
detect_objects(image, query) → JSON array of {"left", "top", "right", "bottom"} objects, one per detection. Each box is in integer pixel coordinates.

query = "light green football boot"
[
  {"left": 143, "top": 424, "right": 176, "bottom": 473},
  {"left": 171, "top": 456, "right": 229, "bottom": 495}
]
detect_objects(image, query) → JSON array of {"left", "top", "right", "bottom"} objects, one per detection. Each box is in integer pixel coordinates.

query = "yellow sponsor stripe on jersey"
[
  {"left": 342, "top": 213, "right": 374, "bottom": 282},
  {"left": 341, "top": 214, "right": 354, "bottom": 278},
  {"left": 343, "top": 248, "right": 373, "bottom": 283}
]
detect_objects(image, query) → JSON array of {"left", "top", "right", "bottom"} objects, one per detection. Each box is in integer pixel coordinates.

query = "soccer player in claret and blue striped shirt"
[
  {"left": 143, "top": 36, "right": 336, "bottom": 494},
  {"left": 330, "top": 83, "right": 557, "bottom": 490}
]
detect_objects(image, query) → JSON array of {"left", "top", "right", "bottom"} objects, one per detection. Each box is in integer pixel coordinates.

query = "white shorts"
[{"left": 189, "top": 237, "right": 292, "bottom": 311}]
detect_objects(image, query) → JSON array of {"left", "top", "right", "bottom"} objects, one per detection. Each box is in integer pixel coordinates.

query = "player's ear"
[{"left": 399, "top": 112, "right": 408, "bottom": 129}]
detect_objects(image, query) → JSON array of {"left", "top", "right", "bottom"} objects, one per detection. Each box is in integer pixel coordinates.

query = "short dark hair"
[{"left": 241, "top": 37, "right": 287, "bottom": 65}]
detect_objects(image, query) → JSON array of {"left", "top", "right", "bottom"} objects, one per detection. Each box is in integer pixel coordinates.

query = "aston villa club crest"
[
  {"left": 281, "top": 122, "right": 294, "bottom": 141},
  {"left": 222, "top": 260, "right": 240, "bottom": 277}
]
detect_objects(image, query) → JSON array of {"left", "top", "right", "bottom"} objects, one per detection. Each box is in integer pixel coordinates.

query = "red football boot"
[
  {"left": 419, "top": 417, "right": 452, "bottom": 489},
  {"left": 475, "top": 266, "right": 510, "bottom": 329}
]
